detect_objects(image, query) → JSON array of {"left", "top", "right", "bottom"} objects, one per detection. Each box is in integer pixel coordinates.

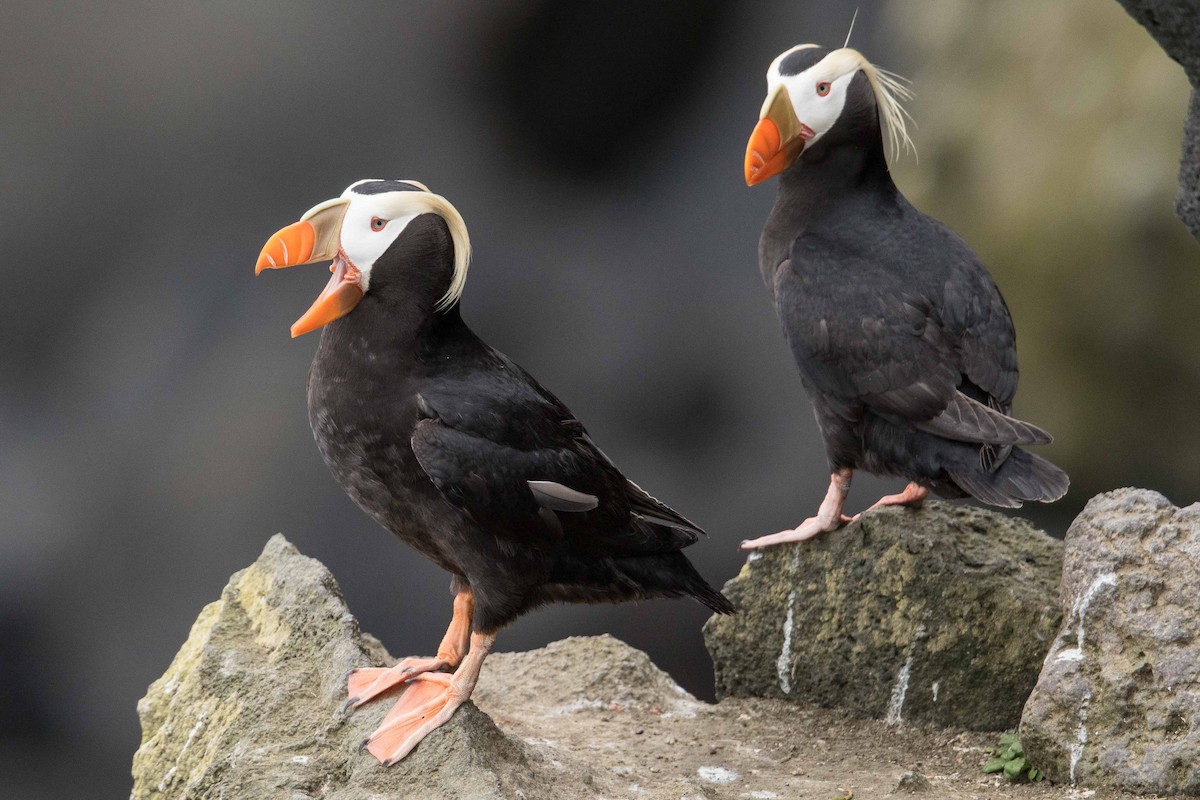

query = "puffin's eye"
[
  {"left": 816, "top": 82, "right": 831, "bottom": 97},
  {"left": 370, "top": 216, "right": 388, "bottom": 231}
]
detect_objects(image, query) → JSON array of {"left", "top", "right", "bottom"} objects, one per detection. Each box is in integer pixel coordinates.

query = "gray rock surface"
[
  {"left": 1021, "top": 489, "right": 1200, "bottom": 795},
  {"left": 130, "top": 534, "right": 600, "bottom": 800},
  {"left": 1115, "top": 0, "right": 1200, "bottom": 239},
  {"left": 1182, "top": 90, "right": 1200, "bottom": 240},
  {"left": 703, "top": 502, "right": 1063, "bottom": 730},
  {"left": 136, "top": 528, "right": 1182, "bottom": 799}
]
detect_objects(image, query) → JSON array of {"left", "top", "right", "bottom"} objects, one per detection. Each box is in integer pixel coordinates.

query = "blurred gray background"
[{"left": 1, "top": 1, "right": 1195, "bottom": 796}]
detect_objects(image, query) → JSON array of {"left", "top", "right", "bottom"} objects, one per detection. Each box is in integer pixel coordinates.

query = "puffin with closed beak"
[
  {"left": 740, "top": 45, "right": 1068, "bottom": 549},
  {"left": 256, "top": 179, "right": 732, "bottom": 764}
]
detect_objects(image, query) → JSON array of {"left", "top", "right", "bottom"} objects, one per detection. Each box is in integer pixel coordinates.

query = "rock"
[
  {"left": 130, "top": 534, "right": 600, "bottom": 800},
  {"left": 1021, "top": 489, "right": 1200, "bottom": 795},
  {"left": 1115, "top": 0, "right": 1200, "bottom": 240},
  {"left": 1181, "top": 87, "right": 1200, "bottom": 241},
  {"left": 140, "top": 531, "right": 1145, "bottom": 799},
  {"left": 895, "top": 769, "right": 931, "bottom": 793},
  {"left": 477, "top": 634, "right": 707, "bottom": 720},
  {"left": 703, "top": 502, "right": 1063, "bottom": 730},
  {"left": 1115, "top": 0, "right": 1200, "bottom": 81}
]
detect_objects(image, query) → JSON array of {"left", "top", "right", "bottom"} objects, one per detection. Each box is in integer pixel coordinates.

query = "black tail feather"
[
  {"left": 613, "top": 552, "right": 734, "bottom": 615},
  {"left": 690, "top": 581, "right": 736, "bottom": 615},
  {"left": 949, "top": 447, "right": 1068, "bottom": 508}
]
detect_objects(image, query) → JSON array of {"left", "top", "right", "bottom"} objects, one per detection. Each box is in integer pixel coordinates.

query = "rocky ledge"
[
  {"left": 135, "top": 500, "right": 1194, "bottom": 799},
  {"left": 1022, "top": 489, "right": 1200, "bottom": 796},
  {"left": 141, "top": 534, "right": 1022, "bottom": 799},
  {"left": 704, "top": 502, "right": 1063, "bottom": 731}
]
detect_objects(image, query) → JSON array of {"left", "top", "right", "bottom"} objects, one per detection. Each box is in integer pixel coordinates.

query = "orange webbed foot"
[
  {"left": 347, "top": 656, "right": 450, "bottom": 708},
  {"left": 360, "top": 631, "right": 495, "bottom": 765},
  {"left": 364, "top": 672, "right": 465, "bottom": 765}
]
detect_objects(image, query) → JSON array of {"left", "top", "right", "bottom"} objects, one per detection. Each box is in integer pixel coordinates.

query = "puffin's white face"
[
  {"left": 330, "top": 180, "right": 430, "bottom": 293},
  {"left": 744, "top": 45, "right": 913, "bottom": 186},
  {"left": 256, "top": 179, "right": 471, "bottom": 337},
  {"left": 763, "top": 45, "right": 857, "bottom": 150}
]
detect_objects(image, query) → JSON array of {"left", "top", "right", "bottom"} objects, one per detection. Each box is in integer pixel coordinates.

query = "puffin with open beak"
[
  {"left": 740, "top": 45, "right": 1068, "bottom": 549},
  {"left": 256, "top": 179, "right": 733, "bottom": 764}
]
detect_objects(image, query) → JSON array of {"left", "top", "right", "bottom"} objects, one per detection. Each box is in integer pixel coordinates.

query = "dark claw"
[
  {"left": 382, "top": 759, "right": 395, "bottom": 768},
  {"left": 340, "top": 697, "right": 360, "bottom": 714},
  {"left": 359, "top": 737, "right": 371, "bottom": 752}
]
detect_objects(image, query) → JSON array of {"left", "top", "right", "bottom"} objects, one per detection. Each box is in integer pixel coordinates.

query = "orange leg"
[
  {"left": 365, "top": 630, "right": 497, "bottom": 766},
  {"left": 347, "top": 588, "right": 474, "bottom": 707},
  {"left": 863, "top": 482, "right": 928, "bottom": 513},
  {"left": 741, "top": 469, "right": 854, "bottom": 549}
]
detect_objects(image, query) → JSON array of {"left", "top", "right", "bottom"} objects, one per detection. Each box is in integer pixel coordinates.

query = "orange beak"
[
  {"left": 255, "top": 198, "right": 363, "bottom": 338},
  {"left": 254, "top": 219, "right": 317, "bottom": 275},
  {"left": 287, "top": 254, "right": 364, "bottom": 338},
  {"left": 744, "top": 86, "right": 813, "bottom": 186}
]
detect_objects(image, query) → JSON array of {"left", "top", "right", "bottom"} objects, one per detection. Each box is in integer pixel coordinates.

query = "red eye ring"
[
  {"left": 370, "top": 216, "right": 387, "bottom": 231},
  {"left": 816, "top": 81, "right": 831, "bottom": 97}
]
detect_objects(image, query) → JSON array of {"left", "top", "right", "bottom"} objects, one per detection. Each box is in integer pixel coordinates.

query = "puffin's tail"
[
  {"left": 948, "top": 447, "right": 1069, "bottom": 508},
  {"left": 614, "top": 552, "right": 735, "bottom": 615}
]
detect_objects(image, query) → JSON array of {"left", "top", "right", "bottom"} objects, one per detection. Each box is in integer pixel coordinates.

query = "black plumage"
[
  {"left": 743, "top": 46, "right": 1067, "bottom": 546},
  {"left": 258, "top": 181, "right": 730, "bottom": 763},
  {"left": 307, "top": 212, "right": 730, "bottom": 629}
]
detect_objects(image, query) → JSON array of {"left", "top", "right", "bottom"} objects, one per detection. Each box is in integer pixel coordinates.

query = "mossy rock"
[{"left": 704, "top": 502, "right": 1062, "bottom": 730}]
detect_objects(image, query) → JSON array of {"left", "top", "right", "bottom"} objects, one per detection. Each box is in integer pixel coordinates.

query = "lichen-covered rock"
[
  {"left": 130, "top": 534, "right": 599, "bottom": 800},
  {"left": 1021, "top": 489, "right": 1200, "bottom": 795},
  {"left": 703, "top": 502, "right": 1063, "bottom": 730}
]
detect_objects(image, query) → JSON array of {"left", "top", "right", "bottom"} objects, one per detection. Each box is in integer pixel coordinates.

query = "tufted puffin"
[
  {"left": 256, "top": 179, "right": 732, "bottom": 763},
  {"left": 740, "top": 45, "right": 1068, "bottom": 549}
]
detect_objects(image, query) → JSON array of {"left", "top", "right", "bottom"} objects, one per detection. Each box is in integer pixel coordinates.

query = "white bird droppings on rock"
[
  {"left": 776, "top": 590, "right": 797, "bottom": 694},
  {"left": 885, "top": 655, "right": 914, "bottom": 726},
  {"left": 706, "top": 502, "right": 1062, "bottom": 730}
]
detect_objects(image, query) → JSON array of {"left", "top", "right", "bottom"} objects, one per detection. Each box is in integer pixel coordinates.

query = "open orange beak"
[
  {"left": 255, "top": 198, "right": 363, "bottom": 338},
  {"left": 744, "top": 86, "right": 814, "bottom": 186}
]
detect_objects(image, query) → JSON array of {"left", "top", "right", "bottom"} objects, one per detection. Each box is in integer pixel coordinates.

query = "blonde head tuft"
[
  {"left": 771, "top": 45, "right": 916, "bottom": 162},
  {"left": 835, "top": 48, "right": 916, "bottom": 161},
  {"left": 389, "top": 185, "right": 471, "bottom": 311}
]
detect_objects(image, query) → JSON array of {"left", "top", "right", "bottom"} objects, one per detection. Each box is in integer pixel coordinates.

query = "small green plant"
[{"left": 982, "top": 733, "right": 1044, "bottom": 782}]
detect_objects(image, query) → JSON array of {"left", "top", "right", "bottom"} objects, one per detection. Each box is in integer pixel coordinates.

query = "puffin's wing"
[
  {"left": 415, "top": 360, "right": 703, "bottom": 553},
  {"left": 914, "top": 392, "right": 1051, "bottom": 445},
  {"left": 927, "top": 218, "right": 1021, "bottom": 408},
  {"left": 779, "top": 276, "right": 956, "bottom": 419},
  {"left": 569, "top": 428, "right": 704, "bottom": 536},
  {"left": 411, "top": 417, "right": 610, "bottom": 547},
  {"left": 778, "top": 262, "right": 1039, "bottom": 445}
]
